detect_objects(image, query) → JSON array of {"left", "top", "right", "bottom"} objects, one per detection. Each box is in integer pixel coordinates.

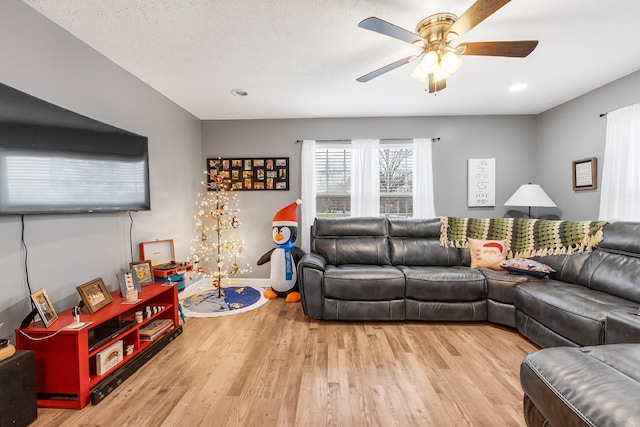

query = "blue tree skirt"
[{"left": 180, "top": 284, "right": 268, "bottom": 317}]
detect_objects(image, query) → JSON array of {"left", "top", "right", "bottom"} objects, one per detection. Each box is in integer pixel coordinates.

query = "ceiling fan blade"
[
  {"left": 357, "top": 56, "right": 416, "bottom": 82},
  {"left": 428, "top": 74, "right": 447, "bottom": 93},
  {"left": 358, "top": 17, "right": 421, "bottom": 45},
  {"left": 458, "top": 40, "right": 538, "bottom": 57},
  {"left": 447, "top": 0, "right": 511, "bottom": 38}
]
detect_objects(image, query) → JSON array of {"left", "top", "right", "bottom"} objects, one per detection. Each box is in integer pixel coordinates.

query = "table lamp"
[{"left": 504, "top": 183, "right": 557, "bottom": 218}]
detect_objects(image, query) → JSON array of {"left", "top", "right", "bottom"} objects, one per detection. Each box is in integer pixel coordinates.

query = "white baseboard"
[{"left": 185, "top": 277, "right": 271, "bottom": 290}]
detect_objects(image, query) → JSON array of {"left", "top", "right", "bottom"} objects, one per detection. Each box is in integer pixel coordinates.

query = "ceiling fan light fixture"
[
  {"left": 410, "top": 68, "right": 427, "bottom": 82},
  {"left": 411, "top": 51, "right": 439, "bottom": 82},
  {"left": 432, "top": 67, "right": 449, "bottom": 82},
  {"left": 441, "top": 51, "right": 462, "bottom": 75}
]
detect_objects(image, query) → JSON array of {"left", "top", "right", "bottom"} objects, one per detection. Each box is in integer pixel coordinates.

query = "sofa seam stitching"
[{"left": 523, "top": 358, "right": 596, "bottom": 427}]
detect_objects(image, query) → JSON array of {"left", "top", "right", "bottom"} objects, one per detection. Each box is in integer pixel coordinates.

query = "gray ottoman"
[{"left": 520, "top": 344, "right": 640, "bottom": 427}]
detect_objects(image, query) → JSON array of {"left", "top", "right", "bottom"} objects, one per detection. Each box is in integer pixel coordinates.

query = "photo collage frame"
[{"left": 207, "top": 157, "right": 289, "bottom": 191}]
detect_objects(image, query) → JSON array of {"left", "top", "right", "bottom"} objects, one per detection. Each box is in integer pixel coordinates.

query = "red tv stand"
[{"left": 15, "top": 282, "right": 180, "bottom": 409}]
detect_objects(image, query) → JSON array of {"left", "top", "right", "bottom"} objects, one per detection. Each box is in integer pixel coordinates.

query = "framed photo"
[
  {"left": 207, "top": 157, "right": 289, "bottom": 191},
  {"left": 31, "top": 288, "right": 58, "bottom": 328},
  {"left": 129, "top": 260, "right": 154, "bottom": 285},
  {"left": 117, "top": 269, "right": 142, "bottom": 297},
  {"left": 572, "top": 157, "right": 597, "bottom": 191},
  {"left": 76, "top": 278, "right": 113, "bottom": 314}
]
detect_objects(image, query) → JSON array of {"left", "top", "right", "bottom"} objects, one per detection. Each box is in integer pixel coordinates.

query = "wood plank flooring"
[{"left": 31, "top": 299, "right": 539, "bottom": 427}]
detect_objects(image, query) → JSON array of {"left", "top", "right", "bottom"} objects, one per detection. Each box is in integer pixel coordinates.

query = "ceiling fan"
[{"left": 356, "top": 0, "right": 538, "bottom": 93}]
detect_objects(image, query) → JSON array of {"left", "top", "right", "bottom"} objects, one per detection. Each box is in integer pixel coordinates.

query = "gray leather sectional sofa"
[{"left": 297, "top": 217, "right": 640, "bottom": 427}]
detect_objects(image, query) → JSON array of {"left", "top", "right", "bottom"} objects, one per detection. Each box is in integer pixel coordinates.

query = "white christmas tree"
[{"left": 190, "top": 168, "right": 251, "bottom": 297}]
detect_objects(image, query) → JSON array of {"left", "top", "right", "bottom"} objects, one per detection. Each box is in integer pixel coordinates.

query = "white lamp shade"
[{"left": 504, "top": 184, "right": 557, "bottom": 208}]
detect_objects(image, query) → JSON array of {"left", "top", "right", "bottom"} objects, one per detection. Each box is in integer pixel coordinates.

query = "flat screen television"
[{"left": 0, "top": 82, "right": 150, "bottom": 214}]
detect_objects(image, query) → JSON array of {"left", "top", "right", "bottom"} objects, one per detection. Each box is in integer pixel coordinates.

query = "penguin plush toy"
[{"left": 257, "top": 200, "right": 306, "bottom": 302}]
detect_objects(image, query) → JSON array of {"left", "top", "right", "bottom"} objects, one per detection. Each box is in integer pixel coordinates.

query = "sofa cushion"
[
  {"left": 515, "top": 280, "right": 638, "bottom": 346},
  {"left": 481, "top": 268, "right": 536, "bottom": 303},
  {"left": 468, "top": 238, "right": 506, "bottom": 270},
  {"left": 388, "top": 218, "right": 462, "bottom": 266},
  {"left": 323, "top": 265, "right": 405, "bottom": 301},
  {"left": 312, "top": 217, "right": 390, "bottom": 265},
  {"left": 390, "top": 239, "right": 461, "bottom": 266},
  {"left": 578, "top": 250, "right": 640, "bottom": 304},
  {"left": 399, "top": 266, "right": 486, "bottom": 302}
]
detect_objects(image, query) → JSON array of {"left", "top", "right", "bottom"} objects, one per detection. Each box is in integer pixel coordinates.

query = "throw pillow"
[
  {"left": 468, "top": 238, "right": 507, "bottom": 270},
  {"left": 499, "top": 258, "right": 555, "bottom": 277}
]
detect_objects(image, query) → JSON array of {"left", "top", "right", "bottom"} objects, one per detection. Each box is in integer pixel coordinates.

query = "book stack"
[{"left": 139, "top": 318, "right": 173, "bottom": 341}]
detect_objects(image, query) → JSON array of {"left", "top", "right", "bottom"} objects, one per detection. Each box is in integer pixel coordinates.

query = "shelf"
[{"left": 15, "top": 282, "right": 180, "bottom": 409}]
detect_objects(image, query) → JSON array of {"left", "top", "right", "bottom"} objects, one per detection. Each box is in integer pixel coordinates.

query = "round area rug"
[{"left": 180, "top": 285, "right": 268, "bottom": 318}]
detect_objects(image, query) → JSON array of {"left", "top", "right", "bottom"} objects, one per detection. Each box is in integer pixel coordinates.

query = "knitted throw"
[{"left": 440, "top": 217, "right": 611, "bottom": 258}]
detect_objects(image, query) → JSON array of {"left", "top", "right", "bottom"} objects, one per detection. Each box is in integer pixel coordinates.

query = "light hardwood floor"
[{"left": 32, "top": 299, "right": 539, "bottom": 427}]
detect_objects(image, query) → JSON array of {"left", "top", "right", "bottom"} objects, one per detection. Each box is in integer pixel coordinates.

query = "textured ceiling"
[{"left": 22, "top": 0, "right": 640, "bottom": 120}]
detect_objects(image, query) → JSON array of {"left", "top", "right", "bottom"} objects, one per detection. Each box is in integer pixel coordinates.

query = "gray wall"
[
  {"left": 536, "top": 70, "right": 640, "bottom": 220},
  {"left": 0, "top": 0, "right": 202, "bottom": 340},
  {"left": 202, "top": 115, "right": 537, "bottom": 278}
]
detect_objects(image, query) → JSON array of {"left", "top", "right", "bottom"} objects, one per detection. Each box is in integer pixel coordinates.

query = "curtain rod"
[
  {"left": 599, "top": 113, "right": 607, "bottom": 117},
  {"left": 294, "top": 137, "right": 440, "bottom": 143}
]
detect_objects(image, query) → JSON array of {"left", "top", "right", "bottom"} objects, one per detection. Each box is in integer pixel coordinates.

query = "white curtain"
[
  {"left": 599, "top": 103, "right": 640, "bottom": 220},
  {"left": 412, "top": 138, "right": 436, "bottom": 218},
  {"left": 351, "top": 139, "right": 380, "bottom": 217},
  {"left": 300, "top": 140, "right": 316, "bottom": 252}
]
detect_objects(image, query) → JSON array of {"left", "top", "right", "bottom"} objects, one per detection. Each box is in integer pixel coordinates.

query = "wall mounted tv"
[{"left": 0, "top": 82, "right": 150, "bottom": 214}]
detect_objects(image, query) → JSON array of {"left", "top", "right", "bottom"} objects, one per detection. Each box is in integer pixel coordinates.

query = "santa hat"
[
  {"left": 483, "top": 241, "right": 504, "bottom": 253},
  {"left": 273, "top": 199, "right": 302, "bottom": 227}
]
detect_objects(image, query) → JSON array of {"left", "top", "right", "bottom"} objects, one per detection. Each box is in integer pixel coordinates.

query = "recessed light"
[
  {"left": 509, "top": 83, "right": 528, "bottom": 92},
  {"left": 230, "top": 89, "right": 248, "bottom": 97}
]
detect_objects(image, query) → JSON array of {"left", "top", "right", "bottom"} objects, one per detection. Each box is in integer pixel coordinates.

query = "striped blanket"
[{"left": 439, "top": 217, "right": 611, "bottom": 258}]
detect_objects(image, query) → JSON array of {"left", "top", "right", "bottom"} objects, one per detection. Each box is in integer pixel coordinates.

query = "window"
[
  {"left": 314, "top": 141, "right": 414, "bottom": 218},
  {"left": 315, "top": 143, "right": 351, "bottom": 218},
  {"left": 379, "top": 143, "right": 413, "bottom": 218}
]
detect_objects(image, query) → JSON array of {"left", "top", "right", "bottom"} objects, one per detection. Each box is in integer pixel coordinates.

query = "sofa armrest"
[
  {"left": 605, "top": 310, "right": 640, "bottom": 344},
  {"left": 298, "top": 253, "right": 327, "bottom": 271},
  {"left": 297, "top": 253, "right": 327, "bottom": 319}
]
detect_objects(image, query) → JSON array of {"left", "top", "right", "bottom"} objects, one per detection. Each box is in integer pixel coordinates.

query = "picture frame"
[
  {"left": 207, "top": 157, "right": 289, "bottom": 191},
  {"left": 117, "top": 269, "right": 142, "bottom": 297},
  {"left": 76, "top": 277, "right": 113, "bottom": 314},
  {"left": 30, "top": 288, "right": 58, "bottom": 328},
  {"left": 467, "top": 158, "right": 496, "bottom": 207},
  {"left": 129, "top": 260, "right": 154, "bottom": 285},
  {"left": 572, "top": 157, "right": 597, "bottom": 191}
]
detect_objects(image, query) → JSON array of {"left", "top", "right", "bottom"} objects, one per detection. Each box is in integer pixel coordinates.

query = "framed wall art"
[
  {"left": 572, "top": 157, "right": 597, "bottom": 191},
  {"left": 467, "top": 158, "right": 496, "bottom": 207},
  {"left": 207, "top": 157, "right": 289, "bottom": 191},
  {"left": 76, "top": 277, "right": 113, "bottom": 314},
  {"left": 30, "top": 288, "right": 58, "bottom": 328}
]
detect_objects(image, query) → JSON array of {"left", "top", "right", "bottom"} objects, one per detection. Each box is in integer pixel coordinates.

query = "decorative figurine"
[{"left": 257, "top": 200, "right": 306, "bottom": 302}]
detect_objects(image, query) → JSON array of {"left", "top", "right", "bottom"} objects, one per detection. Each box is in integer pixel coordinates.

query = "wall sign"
[
  {"left": 207, "top": 157, "right": 289, "bottom": 191},
  {"left": 467, "top": 158, "right": 496, "bottom": 207},
  {"left": 572, "top": 157, "right": 597, "bottom": 191}
]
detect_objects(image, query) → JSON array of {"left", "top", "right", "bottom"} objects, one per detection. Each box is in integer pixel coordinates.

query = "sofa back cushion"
[
  {"left": 534, "top": 253, "right": 591, "bottom": 284},
  {"left": 577, "top": 221, "right": 640, "bottom": 303},
  {"left": 311, "top": 217, "right": 390, "bottom": 265},
  {"left": 388, "top": 218, "right": 462, "bottom": 266}
]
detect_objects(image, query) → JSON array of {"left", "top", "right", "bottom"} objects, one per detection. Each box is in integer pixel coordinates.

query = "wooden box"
[
  {"left": 139, "top": 239, "right": 193, "bottom": 278},
  {"left": 95, "top": 340, "right": 123, "bottom": 376}
]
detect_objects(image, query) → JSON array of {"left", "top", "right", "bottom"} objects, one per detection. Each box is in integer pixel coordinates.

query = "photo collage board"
[{"left": 207, "top": 157, "right": 289, "bottom": 191}]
